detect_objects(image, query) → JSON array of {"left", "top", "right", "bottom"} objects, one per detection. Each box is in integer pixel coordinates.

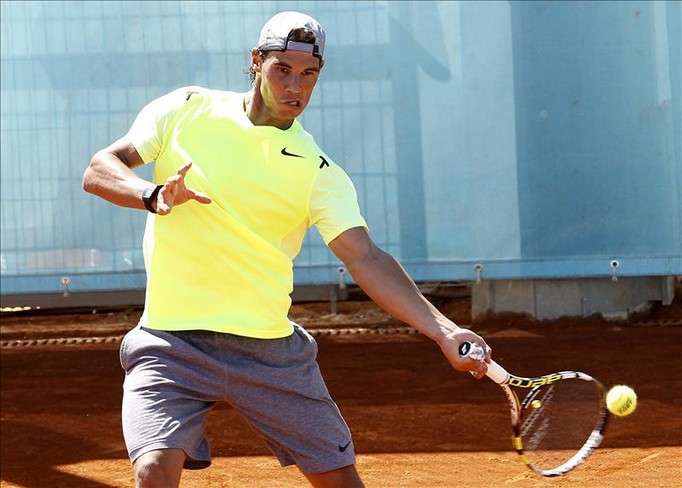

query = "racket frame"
[
  {"left": 499, "top": 369, "right": 609, "bottom": 476},
  {"left": 460, "top": 342, "right": 610, "bottom": 476}
]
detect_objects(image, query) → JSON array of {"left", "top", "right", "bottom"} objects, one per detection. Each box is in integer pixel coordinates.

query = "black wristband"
[{"left": 142, "top": 185, "right": 163, "bottom": 213}]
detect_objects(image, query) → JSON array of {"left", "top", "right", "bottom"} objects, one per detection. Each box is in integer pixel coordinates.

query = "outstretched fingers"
[
  {"left": 186, "top": 188, "right": 212, "bottom": 204},
  {"left": 155, "top": 162, "right": 211, "bottom": 215},
  {"left": 176, "top": 161, "right": 194, "bottom": 177},
  {"left": 179, "top": 163, "right": 212, "bottom": 204}
]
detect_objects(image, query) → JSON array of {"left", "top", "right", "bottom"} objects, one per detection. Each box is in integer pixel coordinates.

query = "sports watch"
[{"left": 142, "top": 185, "right": 163, "bottom": 213}]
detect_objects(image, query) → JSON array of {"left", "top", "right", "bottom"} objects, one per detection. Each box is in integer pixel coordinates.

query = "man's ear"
[{"left": 251, "top": 48, "right": 263, "bottom": 73}]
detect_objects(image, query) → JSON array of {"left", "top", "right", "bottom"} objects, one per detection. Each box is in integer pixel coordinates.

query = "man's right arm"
[
  {"left": 82, "top": 136, "right": 154, "bottom": 211},
  {"left": 83, "top": 87, "right": 212, "bottom": 214},
  {"left": 84, "top": 137, "right": 212, "bottom": 215}
]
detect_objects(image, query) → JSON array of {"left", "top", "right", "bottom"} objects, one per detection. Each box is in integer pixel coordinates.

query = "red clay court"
[{"left": 1, "top": 295, "right": 680, "bottom": 487}]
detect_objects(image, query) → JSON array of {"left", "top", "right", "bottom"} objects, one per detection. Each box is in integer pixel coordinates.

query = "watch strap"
[{"left": 142, "top": 185, "right": 163, "bottom": 213}]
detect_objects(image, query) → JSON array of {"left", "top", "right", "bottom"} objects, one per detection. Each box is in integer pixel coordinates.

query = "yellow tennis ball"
[{"left": 606, "top": 385, "right": 637, "bottom": 416}]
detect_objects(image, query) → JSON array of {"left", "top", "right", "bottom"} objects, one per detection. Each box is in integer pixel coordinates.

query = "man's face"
[{"left": 255, "top": 49, "right": 322, "bottom": 122}]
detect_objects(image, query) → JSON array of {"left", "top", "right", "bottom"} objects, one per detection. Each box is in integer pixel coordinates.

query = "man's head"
[
  {"left": 249, "top": 11, "right": 326, "bottom": 82},
  {"left": 248, "top": 12, "right": 326, "bottom": 127}
]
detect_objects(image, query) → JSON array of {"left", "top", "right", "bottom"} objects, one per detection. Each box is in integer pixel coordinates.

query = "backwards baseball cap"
[{"left": 258, "top": 11, "right": 326, "bottom": 60}]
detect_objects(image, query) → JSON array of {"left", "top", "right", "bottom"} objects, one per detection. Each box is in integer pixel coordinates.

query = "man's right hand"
[
  {"left": 437, "top": 328, "right": 491, "bottom": 379},
  {"left": 155, "top": 162, "right": 212, "bottom": 215}
]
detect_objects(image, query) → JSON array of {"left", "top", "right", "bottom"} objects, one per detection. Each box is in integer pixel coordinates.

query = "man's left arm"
[{"left": 328, "top": 227, "right": 491, "bottom": 378}]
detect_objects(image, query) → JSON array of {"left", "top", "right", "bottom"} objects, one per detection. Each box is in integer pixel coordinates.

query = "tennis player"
[{"left": 83, "top": 11, "right": 491, "bottom": 488}]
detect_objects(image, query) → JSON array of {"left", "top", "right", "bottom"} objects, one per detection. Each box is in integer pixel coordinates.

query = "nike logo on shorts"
[{"left": 338, "top": 440, "right": 352, "bottom": 452}]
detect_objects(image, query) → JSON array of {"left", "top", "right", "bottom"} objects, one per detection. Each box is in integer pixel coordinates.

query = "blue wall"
[
  {"left": 1, "top": 1, "right": 680, "bottom": 297},
  {"left": 511, "top": 1, "right": 681, "bottom": 259}
]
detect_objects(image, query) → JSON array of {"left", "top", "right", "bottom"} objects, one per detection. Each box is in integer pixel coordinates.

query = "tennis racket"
[{"left": 460, "top": 342, "right": 609, "bottom": 476}]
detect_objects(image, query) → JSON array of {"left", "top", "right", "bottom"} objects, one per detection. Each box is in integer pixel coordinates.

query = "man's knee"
[{"left": 133, "top": 448, "right": 186, "bottom": 488}]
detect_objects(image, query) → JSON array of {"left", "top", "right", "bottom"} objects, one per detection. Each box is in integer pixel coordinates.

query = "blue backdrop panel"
[{"left": 1, "top": 1, "right": 680, "bottom": 297}]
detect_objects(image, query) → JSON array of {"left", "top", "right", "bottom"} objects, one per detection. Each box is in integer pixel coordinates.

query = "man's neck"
[{"left": 243, "top": 89, "right": 294, "bottom": 130}]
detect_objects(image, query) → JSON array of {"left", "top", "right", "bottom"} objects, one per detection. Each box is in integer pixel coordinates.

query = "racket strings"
[{"left": 519, "top": 378, "right": 604, "bottom": 472}]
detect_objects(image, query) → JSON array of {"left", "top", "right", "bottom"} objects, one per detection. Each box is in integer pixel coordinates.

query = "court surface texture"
[{"left": 2, "top": 294, "right": 680, "bottom": 487}]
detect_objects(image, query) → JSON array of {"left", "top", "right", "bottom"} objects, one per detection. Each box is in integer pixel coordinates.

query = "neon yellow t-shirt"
[{"left": 128, "top": 86, "right": 367, "bottom": 338}]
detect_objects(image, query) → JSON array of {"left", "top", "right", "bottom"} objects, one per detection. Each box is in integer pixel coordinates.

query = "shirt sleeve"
[
  {"left": 126, "top": 86, "right": 205, "bottom": 163},
  {"left": 309, "top": 161, "right": 368, "bottom": 245}
]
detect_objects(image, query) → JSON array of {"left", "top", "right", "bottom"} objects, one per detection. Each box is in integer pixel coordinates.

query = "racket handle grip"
[
  {"left": 485, "top": 360, "right": 510, "bottom": 384},
  {"left": 459, "top": 342, "right": 509, "bottom": 384}
]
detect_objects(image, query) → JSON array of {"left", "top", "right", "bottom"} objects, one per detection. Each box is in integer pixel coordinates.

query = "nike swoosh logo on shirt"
[
  {"left": 281, "top": 147, "right": 304, "bottom": 158},
  {"left": 339, "top": 441, "right": 352, "bottom": 452}
]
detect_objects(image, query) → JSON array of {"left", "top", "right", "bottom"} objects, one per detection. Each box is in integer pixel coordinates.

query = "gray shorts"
[{"left": 119, "top": 323, "right": 355, "bottom": 474}]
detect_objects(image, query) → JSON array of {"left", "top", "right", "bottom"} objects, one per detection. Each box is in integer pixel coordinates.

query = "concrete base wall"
[{"left": 471, "top": 276, "right": 677, "bottom": 321}]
